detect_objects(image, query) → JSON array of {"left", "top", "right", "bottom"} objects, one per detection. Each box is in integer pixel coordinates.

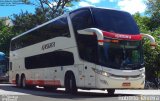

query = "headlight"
[
  {"left": 139, "top": 68, "right": 145, "bottom": 73},
  {"left": 92, "top": 68, "right": 110, "bottom": 77},
  {"left": 140, "top": 73, "right": 145, "bottom": 78}
]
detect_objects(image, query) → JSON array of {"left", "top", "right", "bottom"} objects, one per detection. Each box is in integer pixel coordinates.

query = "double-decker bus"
[{"left": 9, "top": 7, "right": 156, "bottom": 95}]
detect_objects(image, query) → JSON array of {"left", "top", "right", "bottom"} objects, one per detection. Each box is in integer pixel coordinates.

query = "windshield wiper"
[{"left": 123, "top": 64, "right": 143, "bottom": 70}]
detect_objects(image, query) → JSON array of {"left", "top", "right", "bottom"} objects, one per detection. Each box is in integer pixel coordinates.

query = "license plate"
[{"left": 122, "top": 82, "right": 131, "bottom": 86}]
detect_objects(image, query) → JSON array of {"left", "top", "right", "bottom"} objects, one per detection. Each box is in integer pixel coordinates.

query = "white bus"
[{"left": 9, "top": 7, "right": 156, "bottom": 95}]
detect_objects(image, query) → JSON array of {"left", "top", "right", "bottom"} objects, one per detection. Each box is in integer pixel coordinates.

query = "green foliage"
[
  {"left": 133, "top": 13, "right": 150, "bottom": 33},
  {"left": 12, "top": 0, "right": 79, "bottom": 33},
  {"left": 143, "top": 41, "right": 160, "bottom": 80},
  {"left": 146, "top": 0, "right": 160, "bottom": 31},
  {"left": 0, "top": 20, "right": 18, "bottom": 55},
  {"left": 12, "top": 9, "right": 47, "bottom": 33},
  {"left": 133, "top": 11, "right": 160, "bottom": 82}
]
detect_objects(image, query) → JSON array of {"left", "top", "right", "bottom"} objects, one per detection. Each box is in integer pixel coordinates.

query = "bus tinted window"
[
  {"left": 70, "top": 8, "right": 94, "bottom": 30},
  {"left": 11, "top": 16, "right": 70, "bottom": 51},
  {"left": 77, "top": 35, "right": 98, "bottom": 63},
  {"left": 70, "top": 9, "right": 98, "bottom": 63},
  {"left": 25, "top": 51, "right": 74, "bottom": 69},
  {"left": 92, "top": 8, "right": 140, "bottom": 34}
]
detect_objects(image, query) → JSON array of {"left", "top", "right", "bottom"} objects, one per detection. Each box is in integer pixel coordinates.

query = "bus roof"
[{"left": 69, "top": 6, "right": 129, "bottom": 15}]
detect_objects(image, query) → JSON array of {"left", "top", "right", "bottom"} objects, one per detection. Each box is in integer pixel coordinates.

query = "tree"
[
  {"left": 22, "top": 0, "right": 79, "bottom": 16},
  {"left": 133, "top": 11, "right": 160, "bottom": 87},
  {"left": 12, "top": 9, "right": 48, "bottom": 33},
  {"left": 12, "top": 0, "right": 79, "bottom": 33},
  {"left": 146, "top": 0, "right": 160, "bottom": 31},
  {"left": 145, "top": 0, "right": 160, "bottom": 84},
  {"left": 133, "top": 12, "right": 150, "bottom": 33},
  {"left": 0, "top": 20, "right": 18, "bottom": 55}
]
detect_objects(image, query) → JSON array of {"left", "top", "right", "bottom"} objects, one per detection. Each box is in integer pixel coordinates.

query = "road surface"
[{"left": 0, "top": 84, "right": 160, "bottom": 101}]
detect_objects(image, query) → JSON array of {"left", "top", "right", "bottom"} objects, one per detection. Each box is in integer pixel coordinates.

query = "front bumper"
[{"left": 96, "top": 74, "right": 145, "bottom": 89}]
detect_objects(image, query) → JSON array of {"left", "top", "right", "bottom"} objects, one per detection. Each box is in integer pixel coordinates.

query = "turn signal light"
[
  {"left": 102, "top": 39, "right": 119, "bottom": 43},
  {"left": 111, "top": 40, "right": 119, "bottom": 43}
]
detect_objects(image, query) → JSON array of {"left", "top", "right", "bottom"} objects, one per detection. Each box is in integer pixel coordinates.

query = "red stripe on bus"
[
  {"left": 102, "top": 31, "right": 142, "bottom": 41},
  {"left": 26, "top": 80, "right": 61, "bottom": 86},
  {"left": 11, "top": 80, "right": 61, "bottom": 86},
  {"left": 26, "top": 80, "right": 33, "bottom": 84},
  {"left": 98, "top": 40, "right": 104, "bottom": 42},
  {"left": 12, "top": 80, "right": 16, "bottom": 84}
]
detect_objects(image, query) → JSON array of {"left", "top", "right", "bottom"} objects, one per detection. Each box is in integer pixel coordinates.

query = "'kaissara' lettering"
[
  {"left": 115, "top": 34, "right": 131, "bottom": 39},
  {"left": 42, "top": 42, "right": 55, "bottom": 50}
]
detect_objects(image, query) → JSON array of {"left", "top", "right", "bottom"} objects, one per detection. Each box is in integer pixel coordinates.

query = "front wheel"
[
  {"left": 107, "top": 89, "right": 115, "bottom": 95},
  {"left": 65, "top": 74, "right": 77, "bottom": 94}
]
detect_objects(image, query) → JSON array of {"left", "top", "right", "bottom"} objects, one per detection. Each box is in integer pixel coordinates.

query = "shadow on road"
[{"left": 0, "top": 84, "right": 137, "bottom": 100}]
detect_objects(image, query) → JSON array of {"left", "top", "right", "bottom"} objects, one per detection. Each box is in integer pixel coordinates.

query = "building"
[{"left": 0, "top": 17, "right": 13, "bottom": 26}]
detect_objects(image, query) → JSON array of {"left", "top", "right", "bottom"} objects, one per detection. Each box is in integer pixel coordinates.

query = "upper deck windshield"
[
  {"left": 99, "top": 40, "right": 144, "bottom": 70},
  {"left": 91, "top": 8, "right": 140, "bottom": 34}
]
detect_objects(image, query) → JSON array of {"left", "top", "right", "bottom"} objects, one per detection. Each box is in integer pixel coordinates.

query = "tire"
[
  {"left": 15, "top": 75, "right": 21, "bottom": 87},
  {"left": 21, "top": 75, "right": 26, "bottom": 88},
  {"left": 107, "top": 89, "right": 115, "bottom": 95},
  {"left": 65, "top": 73, "right": 77, "bottom": 94}
]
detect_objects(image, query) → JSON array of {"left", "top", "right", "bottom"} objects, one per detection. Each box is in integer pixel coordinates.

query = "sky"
[{"left": 0, "top": 0, "right": 147, "bottom": 17}]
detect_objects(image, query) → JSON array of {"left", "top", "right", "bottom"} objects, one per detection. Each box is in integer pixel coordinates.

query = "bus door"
[
  {"left": 44, "top": 68, "right": 54, "bottom": 85},
  {"left": 44, "top": 66, "right": 63, "bottom": 86},
  {"left": 53, "top": 66, "right": 64, "bottom": 86},
  {"left": 77, "top": 64, "right": 85, "bottom": 87},
  {"left": 84, "top": 62, "right": 96, "bottom": 88},
  {"left": 34, "top": 69, "right": 43, "bottom": 85}
]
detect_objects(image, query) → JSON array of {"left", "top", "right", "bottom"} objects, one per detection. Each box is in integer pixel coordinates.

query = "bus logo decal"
[{"left": 42, "top": 42, "right": 55, "bottom": 50}]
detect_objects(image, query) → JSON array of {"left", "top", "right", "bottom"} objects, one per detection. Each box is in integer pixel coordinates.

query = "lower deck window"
[{"left": 25, "top": 51, "right": 74, "bottom": 69}]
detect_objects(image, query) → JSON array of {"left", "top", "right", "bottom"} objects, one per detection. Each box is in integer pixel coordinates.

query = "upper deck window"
[
  {"left": 70, "top": 8, "right": 94, "bottom": 30},
  {"left": 11, "top": 16, "right": 70, "bottom": 51}
]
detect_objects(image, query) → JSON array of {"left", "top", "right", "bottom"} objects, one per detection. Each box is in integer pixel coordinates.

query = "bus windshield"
[
  {"left": 99, "top": 40, "right": 144, "bottom": 70},
  {"left": 92, "top": 8, "right": 140, "bottom": 34}
]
